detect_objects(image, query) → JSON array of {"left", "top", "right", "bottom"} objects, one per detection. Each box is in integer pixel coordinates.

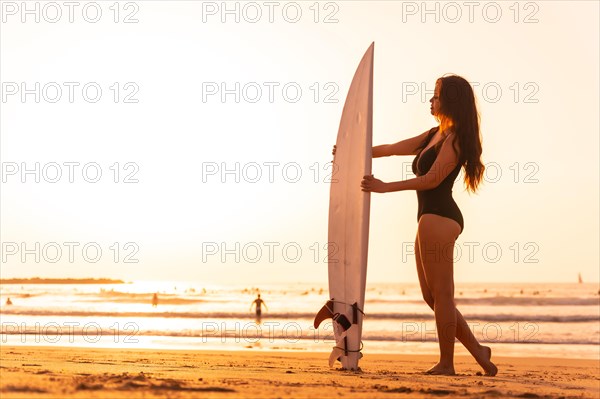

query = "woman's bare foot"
[
  {"left": 476, "top": 346, "right": 498, "bottom": 376},
  {"left": 424, "top": 363, "right": 456, "bottom": 375}
]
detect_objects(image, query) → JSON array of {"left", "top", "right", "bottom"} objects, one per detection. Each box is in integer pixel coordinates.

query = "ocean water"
[{"left": 1, "top": 282, "right": 598, "bottom": 360}]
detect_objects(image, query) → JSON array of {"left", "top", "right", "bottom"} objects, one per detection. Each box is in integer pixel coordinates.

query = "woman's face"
[{"left": 430, "top": 80, "right": 441, "bottom": 116}]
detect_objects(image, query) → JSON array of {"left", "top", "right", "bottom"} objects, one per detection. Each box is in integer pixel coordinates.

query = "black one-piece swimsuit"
[{"left": 411, "top": 127, "right": 464, "bottom": 234}]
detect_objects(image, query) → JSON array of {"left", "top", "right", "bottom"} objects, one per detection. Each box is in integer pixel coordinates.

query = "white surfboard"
[{"left": 314, "top": 43, "right": 373, "bottom": 370}]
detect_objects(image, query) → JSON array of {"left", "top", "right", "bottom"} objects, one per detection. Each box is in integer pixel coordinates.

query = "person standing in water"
[
  {"left": 250, "top": 294, "right": 267, "bottom": 318},
  {"left": 152, "top": 293, "right": 158, "bottom": 307},
  {"left": 359, "top": 75, "right": 497, "bottom": 376}
]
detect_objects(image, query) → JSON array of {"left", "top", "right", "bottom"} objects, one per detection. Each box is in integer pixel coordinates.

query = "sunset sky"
[{"left": 1, "top": 1, "right": 598, "bottom": 285}]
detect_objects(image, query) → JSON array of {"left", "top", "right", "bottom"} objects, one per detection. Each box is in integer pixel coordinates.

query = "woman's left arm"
[{"left": 361, "top": 135, "right": 460, "bottom": 193}]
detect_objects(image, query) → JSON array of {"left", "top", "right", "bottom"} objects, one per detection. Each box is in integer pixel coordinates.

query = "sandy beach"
[{"left": 0, "top": 346, "right": 597, "bottom": 398}]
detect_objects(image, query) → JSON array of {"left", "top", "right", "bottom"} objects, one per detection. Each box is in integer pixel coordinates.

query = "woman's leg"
[
  {"left": 417, "top": 214, "right": 459, "bottom": 374},
  {"left": 414, "top": 234, "right": 435, "bottom": 307},
  {"left": 416, "top": 217, "right": 497, "bottom": 375},
  {"left": 415, "top": 234, "right": 479, "bottom": 353}
]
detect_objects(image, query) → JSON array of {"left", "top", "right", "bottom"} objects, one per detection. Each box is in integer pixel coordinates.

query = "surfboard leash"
[
  {"left": 328, "top": 299, "right": 365, "bottom": 316},
  {"left": 333, "top": 340, "right": 364, "bottom": 355}
]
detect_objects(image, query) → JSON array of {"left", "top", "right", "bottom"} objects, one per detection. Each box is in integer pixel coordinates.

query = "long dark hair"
[{"left": 437, "top": 74, "right": 484, "bottom": 193}]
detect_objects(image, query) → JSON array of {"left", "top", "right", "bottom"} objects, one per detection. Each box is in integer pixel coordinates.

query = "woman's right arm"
[{"left": 373, "top": 129, "right": 432, "bottom": 158}]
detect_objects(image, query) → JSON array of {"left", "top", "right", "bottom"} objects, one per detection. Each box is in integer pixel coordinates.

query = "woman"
[{"left": 360, "top": 75, "right": 497, "bottom": 376}]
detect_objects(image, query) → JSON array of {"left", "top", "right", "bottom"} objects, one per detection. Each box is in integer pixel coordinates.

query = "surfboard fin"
[
  {"left": 313, "top": 300, "right": 334, "bottom": 328},
  {"left": 328, "top": 347, "right": 345, "bottom": 368}
]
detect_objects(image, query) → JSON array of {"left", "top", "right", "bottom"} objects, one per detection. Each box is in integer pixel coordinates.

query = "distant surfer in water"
[
  {"left": 250, "top": 294, "right": 267, "bottom": 318},
  {"left": 359, "top": 75, "right": 497, "bottom": 376},
  {"left": 152, "top": 293, "right": 158, "bottom": 307}
]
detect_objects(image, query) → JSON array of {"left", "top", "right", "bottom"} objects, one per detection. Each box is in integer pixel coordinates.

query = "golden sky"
[{"left": 1, "top": 1, "right": 598, "bottom": 284}]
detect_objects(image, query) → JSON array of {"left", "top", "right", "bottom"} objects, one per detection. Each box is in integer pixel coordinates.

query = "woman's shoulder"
[
  {"left": 440, "top": 129, "right": 462, "bottom": 159},
  {"left": 441, "top": 127, "right": 458, "bottom": 143},
  {"left": 425, "top": 126, "right": 439, "bottom": 143}
]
